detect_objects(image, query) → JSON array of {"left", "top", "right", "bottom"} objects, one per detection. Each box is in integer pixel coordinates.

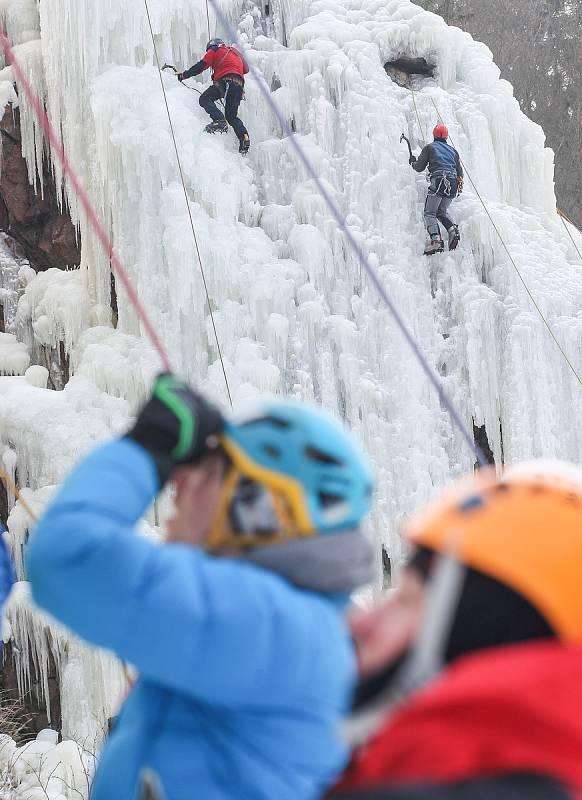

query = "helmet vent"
[
  {"left": 305, "top": 446, "right": 342, "bottom": 466},
  {"left": 319, "top": 491, "right": 343, "bottom": 508},
  {"left": 240, "top": 416, "right": 290, "bottom": 430},
  {"left": 262, "top": 445, "right": 281, "bottom": 459}
]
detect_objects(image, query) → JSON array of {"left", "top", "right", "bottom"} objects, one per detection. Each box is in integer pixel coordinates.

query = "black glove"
[
  {"left": 409, "top": 155, "right": 417, "bottom": 166},
  {"left": 177, "top": 72, "right": 185, "bottom": 82},
  {"left": 126, "top": 374, "right": 224, "bottom": 485},
  {"left": 457, "top": 175, "right": 464, "bottom": 195}
]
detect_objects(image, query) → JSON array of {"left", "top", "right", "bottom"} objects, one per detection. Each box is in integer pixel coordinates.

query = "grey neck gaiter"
[{"left": 242, "top": 528, "right": 377, "bottom": 594}]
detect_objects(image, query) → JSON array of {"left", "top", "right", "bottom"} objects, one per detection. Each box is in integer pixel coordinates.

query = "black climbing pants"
[
  {"left": 199, "top": 76, "right": 248, "bottom": 141},
  {"left": 424, "top": 174, "right": 458, "bottom": 237}
]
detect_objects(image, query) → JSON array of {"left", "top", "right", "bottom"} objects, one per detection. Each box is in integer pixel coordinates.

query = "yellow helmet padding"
[{"left": 206, "top": 435, "right": 314, "bottom": 552}]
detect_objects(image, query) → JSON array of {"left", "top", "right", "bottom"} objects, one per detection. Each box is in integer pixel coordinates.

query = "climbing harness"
[
  {"left": 430, "top": 170, "right": 455, "bottom": 198},
  {"left": 143, "top": 0, "right": 233, "bottom": 406}
]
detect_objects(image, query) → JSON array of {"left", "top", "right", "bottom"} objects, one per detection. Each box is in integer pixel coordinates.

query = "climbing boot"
[
  {"left": 239, "top": 133, "right": 251, "bottom": 155},
  {"left": 424, "top": 236, "right": 444, "bottom": 256},
  {"left": 448, "top": 225, "right": 460, "bottom": 251},
  {"left": 205, "top": 120, "right": 229, "bottom": 134}
]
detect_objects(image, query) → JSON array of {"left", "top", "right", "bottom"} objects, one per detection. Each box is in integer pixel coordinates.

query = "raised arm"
[
  {"left": 27, "top": 437, "right": 350, "bottom": 704},
  {"left": 27, "top": 376, "right": 353, "bottom": 706},
  {"left": 410, "top": 144, "right": 431, "bottom": 173},
  {"left": 179, "top": 54, "right": 210, "bottom": 81}
]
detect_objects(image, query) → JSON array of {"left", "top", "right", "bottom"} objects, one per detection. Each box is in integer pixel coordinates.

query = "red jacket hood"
[{"left": 340, "top": 641, "right": 582, "bottom": 793}]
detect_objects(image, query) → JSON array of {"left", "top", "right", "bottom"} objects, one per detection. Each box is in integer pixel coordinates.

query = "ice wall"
[{"left": 1, "top": 0, "right": 582, "bottom": 779}]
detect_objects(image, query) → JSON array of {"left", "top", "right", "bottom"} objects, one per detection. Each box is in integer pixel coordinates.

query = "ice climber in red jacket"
[
  {"left": 329, "top": 461, "right": 582, "bottom": 800},
  {"left": 179, "top": 38, "right": 251, "bottom": 155}
]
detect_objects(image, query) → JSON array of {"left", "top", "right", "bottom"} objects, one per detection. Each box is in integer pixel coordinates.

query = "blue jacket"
[
  {"left": 412, "top": 139, "right": 463, "bottom": 178},
  {"left": 27, "top": 439, "right": 356, "bottom": 800}
]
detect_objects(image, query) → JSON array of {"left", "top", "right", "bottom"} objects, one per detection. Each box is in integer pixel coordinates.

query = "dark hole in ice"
[
  {"left": 472, "top": 419, "right": 496, "bottom": 469},
  {"left": 384, "top": 57, "right": 435, "bottom": 88}
]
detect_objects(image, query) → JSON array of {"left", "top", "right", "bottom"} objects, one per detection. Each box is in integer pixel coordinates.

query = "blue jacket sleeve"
[{"left": 27, "top": 439, "right": 352, "bottom": 706}]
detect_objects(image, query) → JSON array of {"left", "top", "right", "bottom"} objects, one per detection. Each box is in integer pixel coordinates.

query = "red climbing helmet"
[{"left": 433, "top": 123, "right": 448, "bottom": 139}]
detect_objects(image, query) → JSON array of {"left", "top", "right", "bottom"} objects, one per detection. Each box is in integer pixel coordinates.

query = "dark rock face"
[
  {"left": 0, "top": 106, "right": 80, "bottom": 271},
  {"left": 1, "top": 641, "right": 62, "bottom": 742}
]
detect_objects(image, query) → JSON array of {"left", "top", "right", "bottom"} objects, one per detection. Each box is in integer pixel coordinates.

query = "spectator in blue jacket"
[{"left": 27, "top": 375, "right": 375, "bottom": 800}]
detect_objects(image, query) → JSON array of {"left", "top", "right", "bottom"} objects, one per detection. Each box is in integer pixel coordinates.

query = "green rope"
[
  {"left": 410, "top": 85, "right": 426, "bottom": 142},
  {"left": 427, "top": 95, "right": 582, "bottom": 388},
  {"left": 559, "top": 209, "right": 582, "bottom": 265}
]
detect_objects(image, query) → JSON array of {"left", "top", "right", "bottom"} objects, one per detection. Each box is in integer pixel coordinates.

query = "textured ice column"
[
  {"left": 0, "top": 0, "right": 40, "bottom": 46},
  {"left": 15, "top": 269, "right": 92, "bottom": 355},
  {"left": 0, "top": 334, "right": 29, "bottom": 375},
  {"left": 10, "top": 40, "right": 46, "bottom": 193},
  {"left": 4, "top": 582, "right": 127, "bottom": 752}
]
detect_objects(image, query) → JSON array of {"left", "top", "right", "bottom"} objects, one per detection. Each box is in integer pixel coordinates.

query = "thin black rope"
[
  {"left": 428, "top": 96, "right": 582, "bottom": 388},
  {"left": 143, "top": 0, "right": 233, "bottom": 407},
  {"left": 206, "top": 0, "right": 486, "bottom": 466}
]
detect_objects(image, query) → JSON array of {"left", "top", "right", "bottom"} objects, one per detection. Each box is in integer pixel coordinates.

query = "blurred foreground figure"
[
  {"left": 331, "top": 462, "right": 582, "bottom": 800},
  {"left": 27, "top": 375, "right": 375, "bottom": 800},
  {"left": 0, "top": 525, "right": 14, "bottom": 652}
]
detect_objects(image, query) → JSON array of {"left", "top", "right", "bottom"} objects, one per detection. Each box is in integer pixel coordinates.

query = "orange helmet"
[{"left": 405, "top": 461, "right": 582, "bottom": 642}]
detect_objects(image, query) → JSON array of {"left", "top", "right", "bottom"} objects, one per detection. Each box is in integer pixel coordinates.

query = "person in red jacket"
[
  {"left": 179, "top": 38, "right": 250, "bottom": 154},
  {"left": 329, "top": 461, "right": 582, "bottom": 800}
]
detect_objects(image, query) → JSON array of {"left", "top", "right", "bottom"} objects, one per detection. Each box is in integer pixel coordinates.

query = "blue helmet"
[
  {"left": 207, "top": 401, "right": 374, "bottom": 552},
  {"left": 206, "top": 38, "right": 225, "bottom": 52}
]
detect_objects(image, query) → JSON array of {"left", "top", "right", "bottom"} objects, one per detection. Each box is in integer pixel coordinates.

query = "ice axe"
[
  {"left": 162, "top": 63, "right": 202, "bottom": 95},
  {"left": 400, "top": 133, "right": 414, "bottom": 161}
]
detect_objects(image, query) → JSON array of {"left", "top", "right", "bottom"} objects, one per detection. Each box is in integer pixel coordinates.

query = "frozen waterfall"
[{"left": 1, "top": 0, "right": 582, "bottom": 794}]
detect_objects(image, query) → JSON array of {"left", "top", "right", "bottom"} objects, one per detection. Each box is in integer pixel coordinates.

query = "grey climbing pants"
[
  {"left": 424, "top": 192, "right": 454, "bottom": 237},
  {"left": 424, "top": 174, "right": 458, "bottom": 237}
]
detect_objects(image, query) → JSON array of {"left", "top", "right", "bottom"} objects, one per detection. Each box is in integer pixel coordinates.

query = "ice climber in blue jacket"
[
  {"left": 27, "top": 374, "right": 376, "bottom": 800},
  {"left": 410, "top": 122, "right": 464, "bottom": 256}
]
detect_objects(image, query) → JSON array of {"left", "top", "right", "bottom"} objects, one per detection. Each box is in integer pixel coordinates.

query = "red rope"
[{"left": 1, "top": 32, "right": 173, "bottom": 372}]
